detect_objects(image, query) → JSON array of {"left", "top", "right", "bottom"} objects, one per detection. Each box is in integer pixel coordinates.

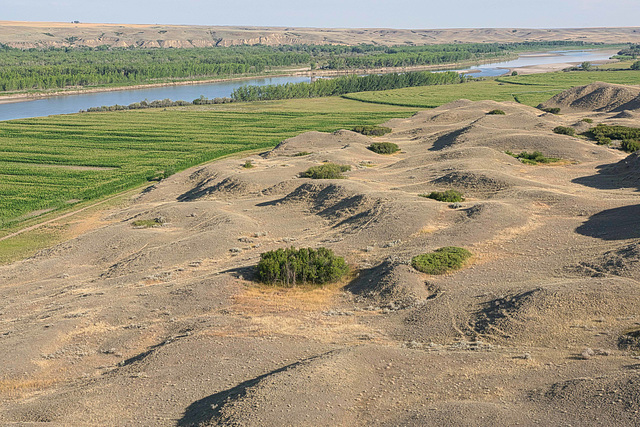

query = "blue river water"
[{"left": 0, "top": 49, "right": 616, "bottom": 122}]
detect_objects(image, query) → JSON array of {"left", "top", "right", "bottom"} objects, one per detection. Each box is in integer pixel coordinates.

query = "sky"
[{"left": 2, "top": 0, "right": 639, "bottom": 29}]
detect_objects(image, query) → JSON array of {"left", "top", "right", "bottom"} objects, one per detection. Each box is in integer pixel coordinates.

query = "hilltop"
[{"left": 1, "top": 95, "right": 640, "bottom": 424}]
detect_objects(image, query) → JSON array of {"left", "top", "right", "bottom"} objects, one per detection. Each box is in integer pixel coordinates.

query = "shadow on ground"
[{"left": 576, "top": 204, "right": 640, "bottom": 240}]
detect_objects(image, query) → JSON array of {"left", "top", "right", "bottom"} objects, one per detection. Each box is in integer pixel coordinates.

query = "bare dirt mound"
[
  {"left": 3, "top": 99, "right": 640, "bottom": 425},
  {"left": 540, "top": 82, "right": 640, "bottom": 113}
]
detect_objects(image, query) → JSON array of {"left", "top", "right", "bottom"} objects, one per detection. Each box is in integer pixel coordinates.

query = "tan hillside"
[
  {"left": 1, "top": 21, "right": 640, "bottom": 48},
  {"left": 1, "top": 98, "right": 640, "bottom": 424},
  {"left": 540, "top": 82, "right": 640, "bottom": 113}
]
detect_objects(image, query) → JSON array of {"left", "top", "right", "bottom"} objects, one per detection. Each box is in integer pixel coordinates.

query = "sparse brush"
[
  {"left": 581, "top": 118, "right": 593, "bottom": 123},
  {"left": 300, "top": 163, "right": 351, "bottom": 179},
  {"left": 553, "top": 126, "right": 576, "bottom": 136},
  {"left": 420, "top": 190, "right": 465, "bottom": 203},
  {"left": 293, "top": 151, "right": 311, "bottom": 157},
  {"left": 368, "top": 142, "right": 400, "bottom": 154},
  {"left": 506, "top": 150, "right": 561, "bottom": 165},
  {"left": 132, "top": 217, "right": 165, "bottom": 228},
  {"left": 487, "top": 109, "right": 506, "bottom": 115},
  {"left": 411, "top": 247, "right": 472, "bottom": 275},
  {"left": 256, "top": 247, "right": 348, "bottom": 286},
  {"left": 352, "top": 125, "right": 392, "bottom": 136},
  {"left": 243, "top": 160, "right": 254, "bottom": 168}
]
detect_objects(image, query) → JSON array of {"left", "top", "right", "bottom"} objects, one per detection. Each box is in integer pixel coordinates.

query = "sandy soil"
[{"left": 1, "top": 93, "right": 640, "bottom": 425}]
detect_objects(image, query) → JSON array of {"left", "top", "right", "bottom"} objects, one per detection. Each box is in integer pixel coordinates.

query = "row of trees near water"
[
  {"left": 231, "top": 71, "right": 461, "bottom": 101},
  {"left": 0, "top": 41, "right": 609, "bottom": 93}
]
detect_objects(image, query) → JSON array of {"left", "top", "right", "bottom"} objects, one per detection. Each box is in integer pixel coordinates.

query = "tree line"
[
  {"left": 0, "top": 41, "right": 611, "bottom": 93},
  {"left": 230, "top": 71, "right": 461, "bottom": 101}
]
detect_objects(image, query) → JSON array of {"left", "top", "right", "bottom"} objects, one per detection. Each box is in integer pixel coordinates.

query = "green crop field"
[
  {"left": 0, "top": 98, "right": 415, "bottom": 233},
  {"left": 342, "top": 69, "right": 640, "bottom": 108}
]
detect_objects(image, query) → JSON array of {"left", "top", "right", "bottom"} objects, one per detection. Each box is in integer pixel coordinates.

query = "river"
[{"left": 0, "top": 49, "right": 617, "bottom": 122}]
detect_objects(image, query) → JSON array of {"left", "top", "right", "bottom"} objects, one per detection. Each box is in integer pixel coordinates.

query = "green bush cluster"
[
  {"left": 631, "top": 60, "right": 640, "bottom": 70},
  {"left": 256, "top": 247, "right": 348, "bottom": 286},
  {"left": 487, "top": 109, "right": 506, "bottom": 115},
  {"left": 581, "top": 118, "right": 594, "bottom": 123},
  {"left": 588, "top": 124, "right": 640, "bottom": 146},
  {"left": 242, "top": 160, "right": 254, "bottom": 168},
  {"left": 420, "top": 190, "right": 465, "bottom": 202},
  {"left": 553, "top": 126, "right": 576, "bottom": 136},
  {"left": 506, "top": 151, "right": 561, "bottom": 165},
  {"left": 353, "top": 125, "right": 393, "bottom": 136},
  {"left": 300, "top": 163, "right": 351, "bottom": 179},
  {"left": 621, "top": 139, "right": 640, "bottom": 153},
  {"left": 411, "top": 247, "right": 472, "bottom": 275},
  {"left": 367, "top": 142, "right": 400, "bottom": 154}
]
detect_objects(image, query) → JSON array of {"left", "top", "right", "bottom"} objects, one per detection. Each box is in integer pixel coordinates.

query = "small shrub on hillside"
[
  {"left": 243, "top": 160, "right": 254, "bottom": 168},
  {"left": 420, "top": 190, "right": 465, "bottom": 203},
  {"left": 597, "top": 137, "right": 612, "bottom": 145},
  {"left": 581, "top": 118, "right": 594, "bottom": 123},
  {"left": 553, "top": 126, "right": 576, "bottom": 136},
  {"left": 411, "top": 247, "right": 472, "bottom": 275},
  {"left": 300, "top": 163, "right": 351, "bottom": 179},
  {"left": 368, "top": 142, "right": 400, "bottom": 154},
  {"left": 621, "top": 139, "right": 640, "bottom": 153},
  {"left": 256, "top": 247, "right": 348, "bottom": 286},
  {"left": 631, "top": 60, "right": 640, "bottom": 70},
  {"left": 293, "top": 151, "right": 312, "bottom": 157},
  {"left": 539, "top": 107, "right": 561, "bottom": 114},
  {"left": 506, "top": 151, "right": 561, "bottom": 165},
  {"left": 132, "top": 217, "right": 165, "bottom": 228},
  {"left": 352, "top": 125, "right": 392, "bottom": 136},
  {"left": 487, "top": 109, "right": 506, "bottom": 115}
]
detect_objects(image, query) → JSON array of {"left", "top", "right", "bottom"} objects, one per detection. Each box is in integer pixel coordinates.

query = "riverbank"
[{"left": 0, "top": 55, "right": 520, "bottom": 105}]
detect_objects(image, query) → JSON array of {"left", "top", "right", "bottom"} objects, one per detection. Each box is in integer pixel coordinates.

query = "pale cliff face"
[{"left": 1, "top": 21, "right": 640, "bottom": 48}]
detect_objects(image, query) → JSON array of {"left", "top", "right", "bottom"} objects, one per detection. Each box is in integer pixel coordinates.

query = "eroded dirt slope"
[{"left": 1, "top": 99, "right": 640, "bottom": 425}]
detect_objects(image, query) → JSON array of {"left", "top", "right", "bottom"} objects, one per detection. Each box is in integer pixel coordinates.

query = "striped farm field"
[
  {"left": 0, "top": 98, "right": 415, "bottom": 232},
  {"left": 342, "top": 69, "right": 640, "bottom": 108}
]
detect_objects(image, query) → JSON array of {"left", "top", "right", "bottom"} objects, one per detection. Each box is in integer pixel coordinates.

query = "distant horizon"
[
  {"left": 4, "top": 0, "right": 640, "bottom": 30},
  {"left": 2, "top": 20, "right": 640, "bottom": 32}
]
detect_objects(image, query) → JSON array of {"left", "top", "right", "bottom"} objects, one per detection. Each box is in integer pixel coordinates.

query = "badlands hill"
[
  {"left": 1, "top": 21, "right": 640, "bottom": 48},
  {"left": 540, "top": 82, "right": 640, "bottom": 113},
  {"left": 2, "top": 96, "right": 640, "bottom": 425}
]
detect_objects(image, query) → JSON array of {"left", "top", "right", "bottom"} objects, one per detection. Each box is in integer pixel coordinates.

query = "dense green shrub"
[
  {"left": 588, "top": 124, "right": 640, "bottom": 143},
  {"left": 487, "top": 109, "right": 506, "bottom": 115},
  {"left": 553, "top": 126, "right": 576, "bottom": 136},
  {"left": 621, "top": 139, "right": 640, "bottom": 153},
  {"left": 506, "top": 151, "right": 561, "bottom": 165},
  {"left": 256, "top": 247, "right": 348, "bottom": 286},
  {"left": 243, "top": 160, "right": 254, "bottom": 168},
  {"left": 411, "top": 247, "right": 472, "bottom": 275},
  {"left": 353, "top": 125, "right": 392, "bottom": 136},
  {"left": 631, "top": 60, "right": 640, "bottom": 70},
  {"left": 368, "top": 142, "right": 400, "bottom": 154},
  {"left": 421, "top": 190, "right": 465, "bottom": 202},
  {"left": 581, "top": 118, "right": 593, "bottom": 123},
  {"left": 300, "top": 163, "right": 351, "bottom": 179}
]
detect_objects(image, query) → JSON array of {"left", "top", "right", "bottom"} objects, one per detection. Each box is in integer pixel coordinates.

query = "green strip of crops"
[
  {"left": 342, "top": 69, "right": 640, "bottom": 108},
  {"left": 0, "top": 98, "right": 415, "bottom": 231}
]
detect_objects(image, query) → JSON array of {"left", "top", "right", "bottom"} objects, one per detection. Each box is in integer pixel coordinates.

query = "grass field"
[
  {"left": 0, "top": 98, "right": 416, "bottom": 233},
  {"left": 342, "top": 69, "right": 640, "bottom": 108}
]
